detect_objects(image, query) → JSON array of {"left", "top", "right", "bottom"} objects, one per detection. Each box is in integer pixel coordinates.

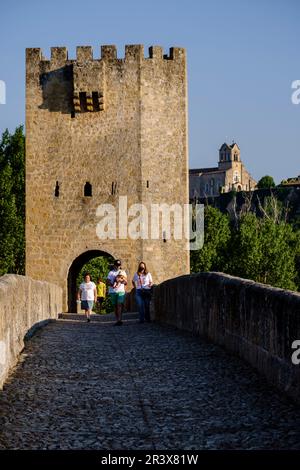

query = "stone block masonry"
[
  {"left": 154, "top": 272, "right": 300, "bottom": 404},
  {"left": 0, "top": 275, "right": 62, "bottom": 388},
  {"left": 25, "top": 44, "right": 189, "bottom": 311}
]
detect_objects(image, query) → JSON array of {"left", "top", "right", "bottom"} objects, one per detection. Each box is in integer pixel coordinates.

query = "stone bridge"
[{"left": 0, "top": 273, "right": 299, "bottom": 450}]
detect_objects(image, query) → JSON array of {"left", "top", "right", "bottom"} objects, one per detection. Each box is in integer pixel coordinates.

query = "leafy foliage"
[
  {"left": 0, "top": 126, "right": 25, "bottom": 275},
  {"left": 228, "top": 214, "right": 298, "bottom": 290},
  {"left": 191, "top": 205, "right": 231, "bottom": 273},
  {"left": 191, "top": 202, "right": 300, "bottom": 291},
  {"left": 257, "top": 175, "right": 276, "bottom": 189}
]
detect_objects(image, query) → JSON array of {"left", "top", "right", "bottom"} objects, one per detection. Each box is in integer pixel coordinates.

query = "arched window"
[{"left": 84, "top": 181, "right": 92, "bottom": 197}]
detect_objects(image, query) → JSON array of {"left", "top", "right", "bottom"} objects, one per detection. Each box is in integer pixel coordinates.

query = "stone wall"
[
  {"left": 154, "top": 272, "right": 300, "bottom": 403},
  {"left": 0, "top": 275, "right": 62, "bottom": 388},
  {"left": 25, "top": 45, "right": 189, "bottom": 312}
]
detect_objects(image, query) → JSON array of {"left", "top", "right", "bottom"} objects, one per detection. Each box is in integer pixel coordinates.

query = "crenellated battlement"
[
  {"left": 26, "top": 44, "right": 186, "bottom": 115},
  {"left": 26, "top": 44, "right": 186, "bottom": 64}
]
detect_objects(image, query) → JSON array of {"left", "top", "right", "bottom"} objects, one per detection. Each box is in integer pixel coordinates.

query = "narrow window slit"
[
  {"left": 84, "top": 182, "right": 92, "bottom": 197},
  {"left": 79, "top": 92, "right": 87, "bottom": 112},
  {"left": 92, "top": 92, "right": 100, "bottom": 111},
  {"left": 112, "top": 181, "right": 118, "bottom": 195},
  {"left": 55, "top": 181, "right": 60, "bottom": 197}
]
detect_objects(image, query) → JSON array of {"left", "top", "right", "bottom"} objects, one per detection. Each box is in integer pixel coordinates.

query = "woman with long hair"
[{"left": 132, "top": 261, "right": 153, "bottom": 323}]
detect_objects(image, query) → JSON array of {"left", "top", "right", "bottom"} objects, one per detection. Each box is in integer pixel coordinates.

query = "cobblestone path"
[{"left": 0, "top": 319, "right": 300, "bottom": 450}]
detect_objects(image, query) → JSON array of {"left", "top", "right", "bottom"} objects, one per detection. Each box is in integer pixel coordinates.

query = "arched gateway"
[
  {"left": 67, "top": 250, "right": 114, "bottom": 313},
  {"left": 25, "top": 44, "right": 190, "bottom": 311}
]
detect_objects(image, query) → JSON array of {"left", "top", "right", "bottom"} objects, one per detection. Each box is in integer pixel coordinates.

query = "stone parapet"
[
  {"left": 154, "top": 272, "right": 300, "bottom": 403},
  {"left": 0, "top": 275, "right": 62, "bottom": 388}
]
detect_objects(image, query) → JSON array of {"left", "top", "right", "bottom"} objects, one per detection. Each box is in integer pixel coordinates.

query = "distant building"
[
  {"left": 280, "top": 176, "right": 300, "bottom": 187},
  {"left": 189, "top": 142, "right": 257, "bottom": 199}
]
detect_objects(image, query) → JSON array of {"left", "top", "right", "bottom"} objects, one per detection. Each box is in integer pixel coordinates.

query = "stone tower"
[{"left": 25, "top": 44, "right": 190, "bottom": 311}]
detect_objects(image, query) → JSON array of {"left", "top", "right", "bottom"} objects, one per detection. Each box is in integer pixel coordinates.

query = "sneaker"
[
  {"left": 87, "top": 318, "right": 91, "bottom": 323},
  {"left": 114, "top": 320, "right": 123, "bottom": 326}
]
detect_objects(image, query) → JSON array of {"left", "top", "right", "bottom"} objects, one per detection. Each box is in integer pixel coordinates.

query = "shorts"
[
  {"left": 81, "top": 300, "right": 94, "bottom": 311},
  {"left": 110, "top": 292, "right": 125, "bottom": 306},
  {"left": 97, "top": 297, "right": 104, "bottom": 302}
]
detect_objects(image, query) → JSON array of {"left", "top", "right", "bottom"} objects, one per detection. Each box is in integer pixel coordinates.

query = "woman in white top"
[
  {"left": 132, "top": 261, "right": 153, "bottom": 323},
  {"left": 77, "top": 272, "right": 97, "bottom": 322}
]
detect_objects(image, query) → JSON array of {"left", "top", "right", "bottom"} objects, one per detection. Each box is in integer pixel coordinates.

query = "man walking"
[{"left": 77, "top": 272, "right": 97, "bottom": 322}]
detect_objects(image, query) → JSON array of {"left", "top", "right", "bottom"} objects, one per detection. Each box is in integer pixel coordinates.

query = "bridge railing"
[
  {"left": 153, "top": 272, "right": 300, "bottom": 403},
  {"left": 0, "top": 275, "right": 62, "bottom": 388}
]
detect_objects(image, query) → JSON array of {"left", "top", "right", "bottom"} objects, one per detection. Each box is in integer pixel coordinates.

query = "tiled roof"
[{"left": 190, "top": 167, "right": 219, "bottom": 174}]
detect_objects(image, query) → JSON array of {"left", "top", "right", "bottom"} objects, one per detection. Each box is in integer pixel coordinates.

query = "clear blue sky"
[{"left": 0, "top": 0, "right": 299, "bottom": 182}]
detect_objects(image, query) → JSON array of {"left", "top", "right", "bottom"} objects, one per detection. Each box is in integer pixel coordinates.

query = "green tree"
[
  {"left": 257, "top": 175, "right": 276, "bottom": 189},
  {"left": 227, "top": 213, "right": 262, "bottom": 281},
  {"left": 258, "top": 219, "right": 297, "bottom": 290},
  {"left": 191, "top": 205, "right": 231, "bottom": 273},
  {"left": 294, "top": 230, "right": 300, "bottom": 289},
  {"left": 228, "top": 213, "right": 298, "bottom": 290},
  {"left": 0, "top": 165, "right": 19, "bottom": 275},
  {"left": 0, "top": 126, "right": 25, "bottom": 275},
  {"left": 191, "top": 195, "right": 300, "bottom": 292}
]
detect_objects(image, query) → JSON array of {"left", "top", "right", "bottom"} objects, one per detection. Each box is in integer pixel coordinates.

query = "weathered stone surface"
[
  {"left": 153, "top": 272, "right": 300, "bottom": 403},
  {"left": 0, "top": 319, "right": 299, "bottom": 450},
  {"left": 25, "top": 45, "right": 190, "bottom": 311},
  {"left": 0, "top": 275, "right": 62, "bottom": 388}
]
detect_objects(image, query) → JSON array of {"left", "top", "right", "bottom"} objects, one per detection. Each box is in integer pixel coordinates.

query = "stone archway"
[{"left": 67, "top": 249, "right": 115, "bottom": 313}]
